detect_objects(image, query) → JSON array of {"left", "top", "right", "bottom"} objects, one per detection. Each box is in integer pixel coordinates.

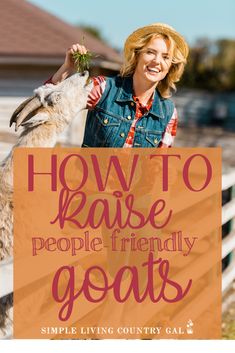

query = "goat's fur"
[{"left": 0, "top": 72, "right": 91, "bottom": 336}]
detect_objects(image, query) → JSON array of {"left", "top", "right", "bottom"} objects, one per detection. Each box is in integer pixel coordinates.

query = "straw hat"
[{"left": 124, "top": 23, "right": 189, "bottom": 60}]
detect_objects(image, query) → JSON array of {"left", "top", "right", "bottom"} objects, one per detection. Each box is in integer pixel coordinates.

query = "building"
[
  {"left": 0, "top": 0, "right": 122, "bottom": 153},
  {"left": 0, "top": 0, "right": 122, "bottom": 96}
]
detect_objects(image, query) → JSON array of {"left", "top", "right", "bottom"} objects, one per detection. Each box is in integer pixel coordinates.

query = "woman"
[
  {"left": 49, "top": 23, "right": 189, "bottom": 333},
  {"left": 47, "top": 23, "right": 189, "bottom": 148}
]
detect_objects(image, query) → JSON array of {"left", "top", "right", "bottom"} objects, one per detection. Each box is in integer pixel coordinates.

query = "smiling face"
[{"left": 134, "top": 35, "right": 173, "bottom": 86}]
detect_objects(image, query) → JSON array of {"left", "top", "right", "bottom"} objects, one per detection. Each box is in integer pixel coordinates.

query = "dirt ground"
[{"left": 222, "top": 285, "right": 235, "bottom": 339}]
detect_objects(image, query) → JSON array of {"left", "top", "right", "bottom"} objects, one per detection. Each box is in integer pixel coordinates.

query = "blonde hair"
[{"left": 120, "top": 33, "right": 187, "bottom": 98}]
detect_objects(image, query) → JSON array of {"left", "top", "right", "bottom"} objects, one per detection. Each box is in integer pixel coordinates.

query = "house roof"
[{"left": 0, "top": 0, "right": 122, "bottom": 67}]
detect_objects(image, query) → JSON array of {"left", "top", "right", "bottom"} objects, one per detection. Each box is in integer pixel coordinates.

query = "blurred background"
[{"left": 0, "top": 0, "right": 235, "bottom": 339}]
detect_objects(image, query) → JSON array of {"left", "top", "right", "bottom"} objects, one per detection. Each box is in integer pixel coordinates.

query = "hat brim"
[{"left": 124, "top": 23, "right": 189, "bottom": 60}]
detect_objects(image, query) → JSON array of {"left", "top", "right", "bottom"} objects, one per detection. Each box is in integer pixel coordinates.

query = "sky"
[{"left": 27, "top": 0, "right": 235, "bottom": 50}]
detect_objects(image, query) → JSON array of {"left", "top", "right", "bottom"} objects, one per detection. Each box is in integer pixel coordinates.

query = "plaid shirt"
[
  {"left": 87, "top": 76, "right": 178, "bottom": 148},
  {"left": 123, "top": 95, "right": 154, "bottom": 148}
]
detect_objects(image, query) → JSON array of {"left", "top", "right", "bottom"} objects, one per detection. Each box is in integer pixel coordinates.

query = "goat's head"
[{"left": 10, "top": 71, "right": 91, "bottom": 131}]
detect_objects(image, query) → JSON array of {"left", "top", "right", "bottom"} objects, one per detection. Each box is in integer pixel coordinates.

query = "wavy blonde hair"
[{"left": 120, "top": 33, "right": 187, "bottom": 98}]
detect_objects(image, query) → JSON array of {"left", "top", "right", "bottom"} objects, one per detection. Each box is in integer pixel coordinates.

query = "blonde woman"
[
  {"left": 44, "top": 23, "right": 189, "bottom": 332},
  {"left": 48, "top": 23, "right": 189, "bottom": 149}
]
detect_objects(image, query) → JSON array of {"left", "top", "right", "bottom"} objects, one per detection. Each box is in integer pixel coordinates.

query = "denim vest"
[{"left": 82, "top": 75, "right": 174, "bottom": 148}]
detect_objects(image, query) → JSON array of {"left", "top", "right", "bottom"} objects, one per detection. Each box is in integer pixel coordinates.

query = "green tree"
[
  {"left": 78, "top": 24, "right": 105, "bottom": 42},
  {"left": 181, "top": 38, "right": 235, "bottom": 91}
]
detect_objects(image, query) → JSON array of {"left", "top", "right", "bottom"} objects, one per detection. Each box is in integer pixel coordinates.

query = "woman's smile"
[
  {"left": 146, "top": 65, "right": 161, "bottom": 74},
  {"left": 147, "top": 66, "right": 161, "bottom": 73}
]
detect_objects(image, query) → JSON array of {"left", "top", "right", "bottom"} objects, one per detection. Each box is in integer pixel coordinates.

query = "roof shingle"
[{"left": 0, "top": 0, "right": 122, "bottom": 63}]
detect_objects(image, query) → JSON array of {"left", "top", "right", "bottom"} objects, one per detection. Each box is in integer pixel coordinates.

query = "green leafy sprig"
[{"left": 72, "top": 51, "right": 92, "bottom": 73}]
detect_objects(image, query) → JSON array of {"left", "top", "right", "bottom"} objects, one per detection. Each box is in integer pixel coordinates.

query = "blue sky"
[{"left": 28, "top": 0, "right": 235, "bottom": 50}]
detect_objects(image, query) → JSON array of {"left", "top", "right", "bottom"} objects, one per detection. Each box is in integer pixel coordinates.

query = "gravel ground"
[
  {"left": 175, "top": 126, "right": 235, "bottom": 170},
  {"left": 222, "top": 285, "right": 235, "bottom": 339}
]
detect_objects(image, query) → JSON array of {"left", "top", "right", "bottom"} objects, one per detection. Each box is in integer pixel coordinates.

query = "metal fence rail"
[{"left": 222, "top": 170, "right": 235, "bottom": 292}]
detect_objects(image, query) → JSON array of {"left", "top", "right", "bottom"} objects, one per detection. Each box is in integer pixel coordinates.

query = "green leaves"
[{"left": 72, "top": 52, "right": 92, "bottom": 73}]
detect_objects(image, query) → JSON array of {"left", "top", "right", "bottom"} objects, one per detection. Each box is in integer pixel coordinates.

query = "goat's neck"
[{"left": 18, "top": 118, "right": 68, "bottom": 147}]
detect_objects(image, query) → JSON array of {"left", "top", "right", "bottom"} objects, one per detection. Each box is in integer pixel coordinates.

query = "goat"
[{"left": 0, "top": 71, "right": 91, "bottom": 337}]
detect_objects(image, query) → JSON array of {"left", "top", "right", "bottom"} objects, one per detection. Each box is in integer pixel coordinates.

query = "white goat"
[
  {"left": 0, "top": 71, "right": 90, "bottom": 335},
  {"left": 0, "top": 71, "right": 90, "bottom": 260}
]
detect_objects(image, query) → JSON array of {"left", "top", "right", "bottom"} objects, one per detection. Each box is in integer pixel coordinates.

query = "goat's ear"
[{"left": 46, "top": 92, "right": 62, "bottom": 106}]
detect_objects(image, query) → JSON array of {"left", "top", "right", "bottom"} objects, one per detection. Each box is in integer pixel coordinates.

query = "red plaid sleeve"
[
  {"left": 43, "top": 76, "right": 54, "bottom": 85},
  {"left": 160, "top": 107, "right": 178, "bottom": 147},
  {"left": 87, "top": 76, "right": 106, "bottom": 109}
]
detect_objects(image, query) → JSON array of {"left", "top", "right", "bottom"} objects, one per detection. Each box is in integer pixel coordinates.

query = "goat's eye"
[{"left": 47, "top": 92, "right": 62, "bottom": 106}]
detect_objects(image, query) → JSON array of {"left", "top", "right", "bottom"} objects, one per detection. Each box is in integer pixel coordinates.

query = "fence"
[
  {"left": 1, "top": 169, "right": 235, "bottom": 339},
  {"left": 222, "top": 170, "right": 235, "bottom": 292}
]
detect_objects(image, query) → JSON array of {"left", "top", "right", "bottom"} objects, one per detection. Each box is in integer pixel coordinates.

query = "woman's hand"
[
  {"left": 50, "top": 44, "right": 88, "bottom": 84},
  {"left": 63, "top": 44, "right": 88, "bottom": 70}
]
